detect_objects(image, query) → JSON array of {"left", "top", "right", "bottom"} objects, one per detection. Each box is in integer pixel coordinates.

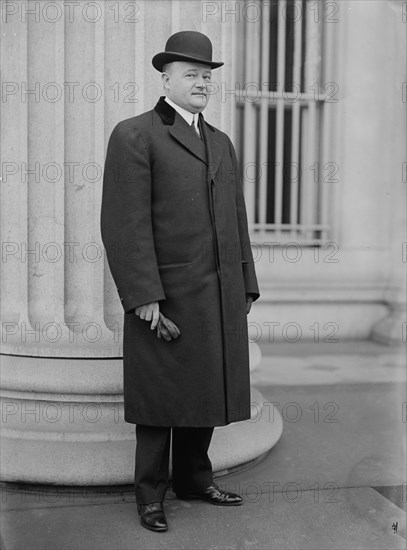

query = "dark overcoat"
[{"left": 100, "top": 97, "right": 259, "bottom": 427}]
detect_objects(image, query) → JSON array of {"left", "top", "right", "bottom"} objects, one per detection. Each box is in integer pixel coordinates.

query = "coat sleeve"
[
  {"left": 227, "top": 137, "right": 260, "bottom": 302},
  {"left": 100, "top": 120, "right": 165, "bottom": 313}
]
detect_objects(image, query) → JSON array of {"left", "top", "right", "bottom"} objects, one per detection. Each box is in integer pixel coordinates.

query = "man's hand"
[
  {"left": 135, "top": 301, "right": 160, "bottom": 330},
  {"left": 246, "top": 295, "right": 253, "bottom": 315}
]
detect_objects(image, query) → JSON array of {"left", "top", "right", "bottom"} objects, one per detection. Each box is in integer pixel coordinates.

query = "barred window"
[{"left": 235, "top": 0, "right": 338, "bottom": 244}]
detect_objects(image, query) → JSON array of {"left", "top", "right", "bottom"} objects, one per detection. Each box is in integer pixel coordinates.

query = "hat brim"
[{"left": 152, "top": 52, "right": 224, "bottom": 72}]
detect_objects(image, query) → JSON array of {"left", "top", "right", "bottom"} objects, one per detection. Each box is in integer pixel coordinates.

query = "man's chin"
[{"left": 190, "top": 95, "right": 208, "bottom": 107}]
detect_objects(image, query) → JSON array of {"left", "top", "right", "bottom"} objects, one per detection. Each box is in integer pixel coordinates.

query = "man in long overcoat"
[{"left": 100, "top": 31, "right": 259, "bottom": 532}]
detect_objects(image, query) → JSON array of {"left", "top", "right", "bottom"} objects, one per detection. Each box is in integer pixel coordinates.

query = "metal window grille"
[{"left": 235, "top": 0, "right": 337, "bottom": 245}]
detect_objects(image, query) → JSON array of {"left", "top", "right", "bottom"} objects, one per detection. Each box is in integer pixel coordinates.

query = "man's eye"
[{"left": 204, "top": 76, "right": 211, "bottom": 81}]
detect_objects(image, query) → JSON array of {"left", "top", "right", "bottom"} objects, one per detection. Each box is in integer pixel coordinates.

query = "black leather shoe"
[
  {"left": 137, "top": 502, "right": 167, "bottom": 532},
  {"left": 176, "top": 484, "right": 243, "bottom": 506}
]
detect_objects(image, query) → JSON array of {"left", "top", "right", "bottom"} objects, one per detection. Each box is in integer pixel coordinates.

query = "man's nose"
[{"left": 194, "top": 79, "right": 205, "bottom": 89}]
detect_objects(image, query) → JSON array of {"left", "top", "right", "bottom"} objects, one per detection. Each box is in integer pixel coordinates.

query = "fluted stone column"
[{"left": 0, "top": 0, "right": 282, "bottom": 484}]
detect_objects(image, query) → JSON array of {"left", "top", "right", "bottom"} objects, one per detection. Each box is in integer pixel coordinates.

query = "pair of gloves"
[{"left": 135, "top": 295, "right": 254, "bottom": 342}]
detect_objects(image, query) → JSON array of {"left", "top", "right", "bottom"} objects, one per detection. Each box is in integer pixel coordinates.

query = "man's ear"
[{"left": 161, "top": 72, "right": 170, "bottom": 91}]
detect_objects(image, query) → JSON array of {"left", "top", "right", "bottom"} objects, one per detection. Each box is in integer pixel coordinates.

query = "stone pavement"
[{"left": 1, "top": 340, "right": 406, "bottom": 550}]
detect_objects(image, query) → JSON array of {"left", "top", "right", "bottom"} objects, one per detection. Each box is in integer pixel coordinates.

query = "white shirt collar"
[{"left": 164, "top": 97, "right": 199, "bottom": 130}]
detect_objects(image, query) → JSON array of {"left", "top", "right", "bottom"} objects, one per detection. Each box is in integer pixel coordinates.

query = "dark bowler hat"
[{"left": 152, "top": 31, "right": 224, "bottom": 72}]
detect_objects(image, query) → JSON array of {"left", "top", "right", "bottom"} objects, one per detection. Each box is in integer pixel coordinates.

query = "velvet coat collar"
[{"left": 154, "top": 96, "right": 222, "bottom": 180}]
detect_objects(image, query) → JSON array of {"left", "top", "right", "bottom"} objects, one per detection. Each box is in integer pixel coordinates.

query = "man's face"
[{"left": 162, "top": 61, "right": 212, "bottom": 113}]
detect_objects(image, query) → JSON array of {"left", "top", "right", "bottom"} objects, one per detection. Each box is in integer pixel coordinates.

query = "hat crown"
[
  {"left": 152, "top": 30, "right": 223, "bottom": 72},
  {"left": 165, "top": 31, "right": 212, "bottom": 60}
]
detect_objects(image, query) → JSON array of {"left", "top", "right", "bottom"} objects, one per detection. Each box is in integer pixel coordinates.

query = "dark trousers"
[{"left": 135, "top": 425, "right": 214, "bottom": 504}]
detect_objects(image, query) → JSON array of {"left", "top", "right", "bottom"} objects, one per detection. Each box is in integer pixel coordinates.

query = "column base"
[{"left": 0, "top": 353, "right": 283, "bottom": 485}]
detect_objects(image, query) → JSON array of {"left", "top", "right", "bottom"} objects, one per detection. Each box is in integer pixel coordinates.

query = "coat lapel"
[
  {"left": 154, "top": 96, "right": 207, "bottom": 165},
  {"left": 169, "top": 116, "right": 207, "bottom": 165}
]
